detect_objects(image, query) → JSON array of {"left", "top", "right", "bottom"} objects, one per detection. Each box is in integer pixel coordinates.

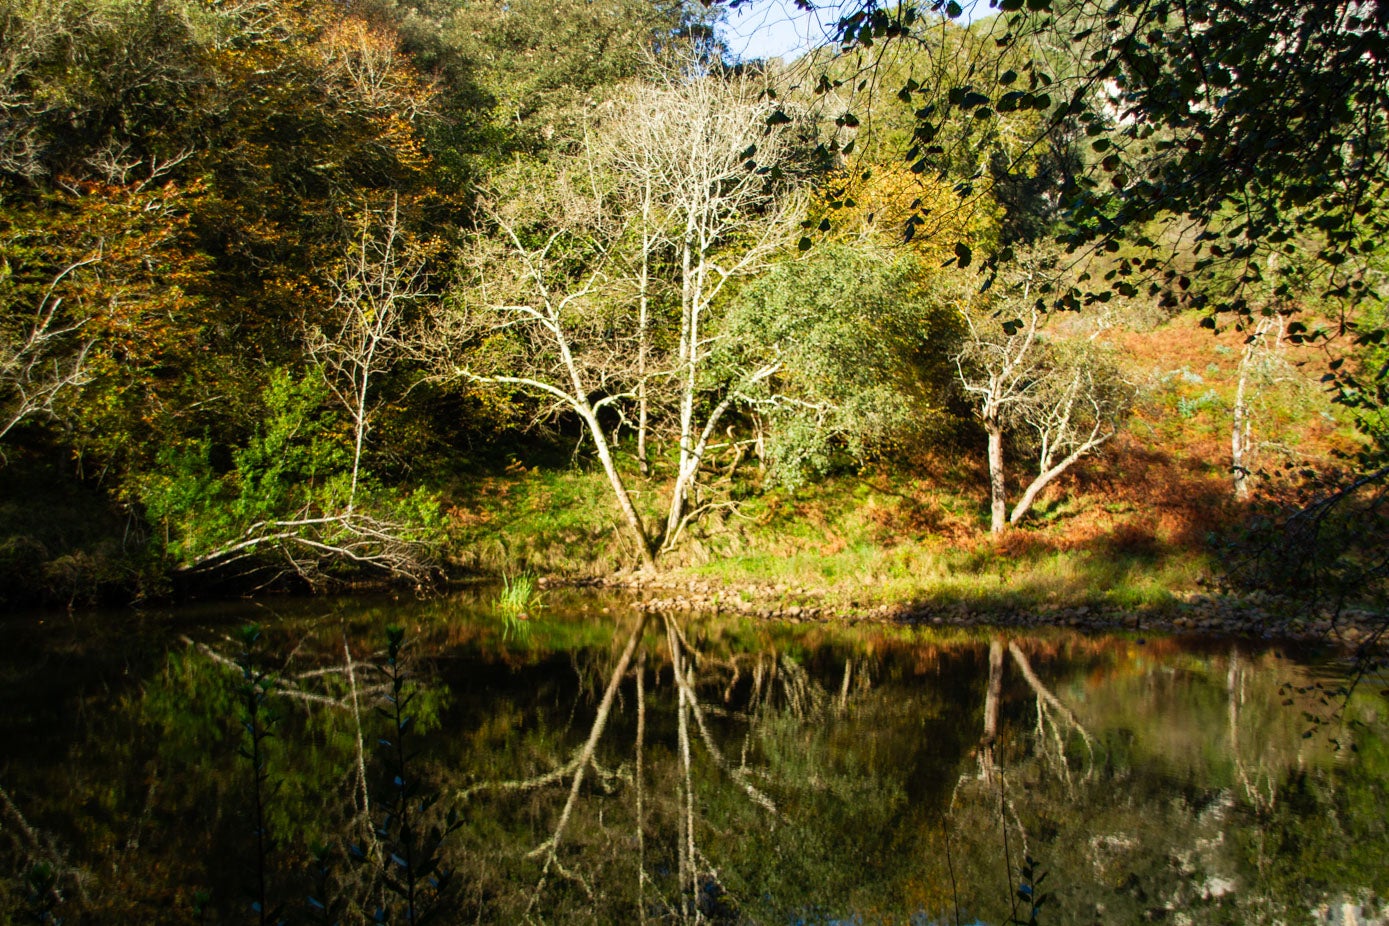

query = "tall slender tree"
[
  {"left": 429, "top": 56, "right": 805, "bottom": 569},
  {"left": 616, "top": 57, "right": 805, "bottom": 550}
]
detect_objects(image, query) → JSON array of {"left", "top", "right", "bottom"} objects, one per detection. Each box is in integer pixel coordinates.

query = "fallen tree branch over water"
[{"left": 175, "top": 510, "right": 438, "bottom": 590}]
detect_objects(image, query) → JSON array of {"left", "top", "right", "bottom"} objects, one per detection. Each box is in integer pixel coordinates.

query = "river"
[{"left": 0, "top": 588, "right": 1385, "bottom": 924}]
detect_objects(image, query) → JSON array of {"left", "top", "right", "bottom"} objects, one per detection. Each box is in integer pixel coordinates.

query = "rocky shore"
[{"left": 539, "top": 575, "right": 1386, "bottom": 648}]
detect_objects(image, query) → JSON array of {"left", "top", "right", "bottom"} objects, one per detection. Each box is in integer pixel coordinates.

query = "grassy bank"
[
  {"left": 0, "top": 311, "right": 1359, "bottom": 614},
  {"left": 436, "top": 308, "right": 1364, "bottom": 617},
  {"left": 439, "top": 439, "right": 1224, "bottom": 617}
]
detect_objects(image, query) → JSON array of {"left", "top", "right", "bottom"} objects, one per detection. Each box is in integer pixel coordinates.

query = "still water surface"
[{"left": 0, "top": 589, "right": 1386, "bottom": 924}]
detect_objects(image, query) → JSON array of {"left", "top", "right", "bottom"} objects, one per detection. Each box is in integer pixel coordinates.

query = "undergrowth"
[
  {"left": 441, "top": 446, "right": 1218, "bottom": 614},
  {"left": 413, "top": 311, "right": 1360, "bottom": 615}
]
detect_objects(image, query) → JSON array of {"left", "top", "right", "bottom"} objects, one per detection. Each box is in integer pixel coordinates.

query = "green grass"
[
  {"left": 693, "top": 542, "right": 1205, "bottom": 614},
  {"left": 444, "top": 464, "right": 662, "bottom": 576},
  {"left": 442, "top": 456, "right": 1219, "bottom": 616},
  {"left": 494, "top": 572, "right": 542, "bottom": 640}
]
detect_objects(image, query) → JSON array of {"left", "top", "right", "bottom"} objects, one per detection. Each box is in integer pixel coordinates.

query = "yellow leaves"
[
  {"left": 207, "top": 2, "right": 436, "bottom": 195},
  {"left": 316, "top": 18, "right": 437, "bottom": 122},
  {"left": 320, "top": 19, "right": 399, "bottom": 57},
  {"left": 815, "top": 159, "right": 1001, "bottom": 266}
]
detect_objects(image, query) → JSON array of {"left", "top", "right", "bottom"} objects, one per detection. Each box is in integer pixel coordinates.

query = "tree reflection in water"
[{"left": 0, "top": 597, "right": 1386, "bottom": 924}]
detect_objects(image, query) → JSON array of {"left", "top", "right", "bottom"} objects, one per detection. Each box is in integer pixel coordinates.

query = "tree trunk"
[
  {"left": 1008, "top": 432, "right": 1113, "bottom": 526},
  {"left": 1231, "top": 367, "right": 1251, "bottom": 500},
  {"left": 550, "top": 305, "right": 658, "bottom": 572},
  {"left": 662, "top": 393, "right": 736, "bottom": 550},
  {"left": 1233, "top": 315, "right": 1274, "bottom": 501},
  {"left": 636, "top": 358, "right": 649, "bottom": 477},
  {"left": 636, "top": 186, "right": 654, "bottom": 477},
  {"left": 980, "top": 638, "right": 1004, "bottom": 782},
  {"left": 983, "top": 639, "right": 1003, "bottom": 744},
  {"left": 582, "top": 408, "right": 658, "bottom": 572},
  {"left": 987, "top": 420, "right": 1006, "bottom": 534},
  {"left": 523, "top": 613, "right": 650, "bottom": 915},
  {"left": 347, "top": 361, "right": 371, "bottom": 517}
]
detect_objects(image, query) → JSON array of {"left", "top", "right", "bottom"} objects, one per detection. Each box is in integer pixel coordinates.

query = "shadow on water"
[{"left": 0, "top": 590, "right": 1387, "bottom": 924}]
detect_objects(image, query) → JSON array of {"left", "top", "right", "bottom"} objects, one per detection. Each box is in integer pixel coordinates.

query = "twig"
[{"left": 457, "top": 755, "right": 583, "bottom": 803}]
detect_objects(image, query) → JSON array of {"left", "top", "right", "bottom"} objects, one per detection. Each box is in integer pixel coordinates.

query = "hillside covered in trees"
[{"left": 1, "top": 0, "right": 1385, "bottom": 620}]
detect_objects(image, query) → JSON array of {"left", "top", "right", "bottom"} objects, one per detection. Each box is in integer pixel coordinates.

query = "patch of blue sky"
[
  {"left": 719, "top": 0, "right": 994, "bottom": 62},
  {"left": 719, "top": 0, "right": 856, "bottom": 62}
]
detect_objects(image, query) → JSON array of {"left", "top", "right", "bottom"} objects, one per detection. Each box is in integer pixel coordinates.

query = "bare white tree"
[
  {"left": 0, "top": 253, "right": 100, "bottom": 457},
  {"left": 619, "top": 60, "right": 805, "bottom": 551},
  {"left": 0, "top": 0, "right": 65, "bottom": 182},
  {"left": 309, "top": 196, "right": 423, "bottom": 515},
  {"left": 955, "top": 295, "right": 1047, "bottom": 534},
  {"left": 456, "top": 611, "right": 787, "bottom": 920},
  {"left": 175, "top": 204, "right": 437, "bottom": 586},
  {"left": 598, "top": 113, "right": 669, "bottom": 476},
  {"left": 956, "top": 273, "right": 1130, "bottom": 532},
  {"left": 428, "top": 60, "right": 805, "bottom": 571},
  {"left": 1008, "top": 339, "right": 1130, "bottom": 526},
  {"left": 318, "top": 19, "right": 436, "bottom": 121},
  {"left": 429, "top": 160, "right": 663, "bottom": 568},
  {"left": 1230, "top": 313, "right": 1287, "bottom": 501}
]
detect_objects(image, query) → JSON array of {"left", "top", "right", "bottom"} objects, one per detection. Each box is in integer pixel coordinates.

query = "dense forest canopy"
[{"left": 0, "top": 0, "right": 1385, "bottom": 608}]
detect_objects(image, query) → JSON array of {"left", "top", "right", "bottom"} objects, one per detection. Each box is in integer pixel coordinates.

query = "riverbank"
[
  {"left": 5, "top": 444, "right": 1379, "bottom": 653},
  {"left": 542, "top": 574, "right": 1386, "bottom": 648}
]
